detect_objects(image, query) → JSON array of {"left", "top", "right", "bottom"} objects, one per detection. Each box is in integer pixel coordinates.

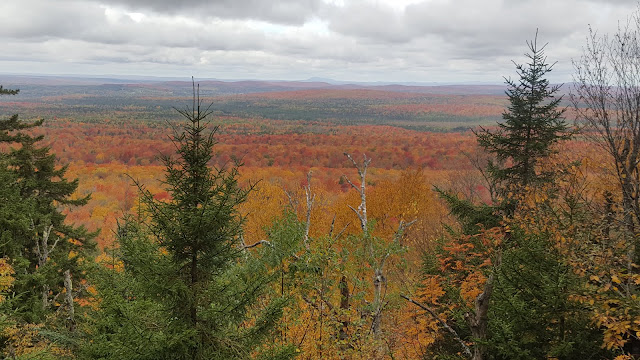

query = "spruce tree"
[
  {"left": 437, "top": 34, "right": 571, "bottom": 240},
  {"left": 476, "top": 34, "right": 570, "bottom": 193},
  {"left": 0, "top": 85, "right": 19, "bottom": 95},
  {"left": 474, "top": 38, "right": 602, "bottom": 358},
  {"left": 0, "top": 86, "right": 32, "bottom": 258},
  {"left": 83, "top": 85, "right": 296, "bottom": 360},
  {"left": 8, "top": 121, "right": 95, "bottom": 322},
  {"left": 429, "top": 36, "right": 604, "bottom": 359},
  {"left": 0, "top": 85, "right": 95, "bottom": 357}
]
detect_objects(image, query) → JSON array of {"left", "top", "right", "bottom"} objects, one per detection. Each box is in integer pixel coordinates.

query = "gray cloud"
[
  {"left": 1, "top": 0, "right": 268, "bottom": 50},
  {"left": 327, "top": 2, "right": 410, "bottom": 42},
  {"left": 327, "top": 0, "right": 587, "bottom": 53},
  {"left": 0, "top": 1, "right": 105, "bottom": 40},
  {"left": 0, "top": 0, "right": 638, "bottom": 83},
  {"left": 92, "top": 0, "right": 325, "bottom": 25}
]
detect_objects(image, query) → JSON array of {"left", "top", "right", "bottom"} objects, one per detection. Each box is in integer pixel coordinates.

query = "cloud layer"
[{"left": 0, "top": 0, "right": 637, "bottom": 82}]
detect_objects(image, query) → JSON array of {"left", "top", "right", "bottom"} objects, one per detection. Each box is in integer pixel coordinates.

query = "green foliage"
[
  {"left": 0, "top": 83, "right": 92, "bottom": 360},
  {"left": 424, "top": 36, "right": 584, "bottom": 360},
  {"left": 488, "top": 226, "right": 608, "bottom": 359},
  {"left": 475, "top": 35, "right": 570, "bottom": 192},
  {"left": 0, "top": 112, "right": 95, "bottom": 320},
  {"left": 80, "top": 219, "right": 185, "bottom": 360},
  {"left": 82, "top": 93, "right": 295, "bottom": 360},
  {"left": 0, "top": 86, "right": 18, "bottom": 96},
  {"left": 434, "top": 185, "right": 500, "bottom": 235},
  {"left": 0, "top": 167, "right": 32, "bottom": 252}
]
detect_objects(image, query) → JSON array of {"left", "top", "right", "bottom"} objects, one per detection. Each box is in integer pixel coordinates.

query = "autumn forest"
[{"left": 3, "top": 15, "right": 640, "bottom": 360}]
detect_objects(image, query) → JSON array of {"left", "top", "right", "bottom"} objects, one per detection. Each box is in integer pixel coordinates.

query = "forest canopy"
[{"left": 3, "top": 13, "right": 640, "bottom": 360}]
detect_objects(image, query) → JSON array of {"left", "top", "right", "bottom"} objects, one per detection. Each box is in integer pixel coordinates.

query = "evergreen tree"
[
  {"left": 489, "top": 226, "right": 608, "bottom": 359},
  {"left": 0, "top": 85, "right": 19, "bottom": 95},
  {"left": 81, "top": 218, "right": 183, "bottom": 360},
  {"left": 475, "top": 37, "right": 601, "bottom": 358},
  {"left": 0, "top": 87, "right": 32, "bottom": 256},
  {"left": 0, "top": 85, "right": 94, "bottom": 356},
  {"left": 476, "top": 33, "right": 570, "bottom": 194},
  {"left": 83, "top": 86, "right": 297, "bottom": 360},
  {"left": 428, "top": 36, "right": 604, "bottom": 359},
  {"left": 0, "top": 116, "right": 94, "bottom": 320}
]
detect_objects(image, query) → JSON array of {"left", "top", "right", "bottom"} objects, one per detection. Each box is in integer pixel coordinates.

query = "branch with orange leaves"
[{"left": 400, "top": 294, "right": 472, "bottom": 358}]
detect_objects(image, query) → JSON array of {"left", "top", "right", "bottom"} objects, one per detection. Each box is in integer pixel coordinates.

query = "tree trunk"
[
  {"left": 63, "top": 270, "right": 75, "bottom": 332},
  {"left": 191, "top": 251, "right": 198, "bottom": 360},
  {"left": 468, "top": 253, "right": 500, "bottom": 360},
  {"left": 35, "top": 224, "right": 55, "bottom": 311},
  {"left": 338, "top": 275, "right": 350, "bottom": 346},
  {"left": 41, "top": 284, "right": 49, "bottom": 311},
  {"left": 371, "top": 268, "right": 384, "bottom": 336},
  {"left": 190, "top": 250, "right": 198, "bottom": 326},
  {"left": 469, "top": 280, "right": 493, "bottom": 360}
]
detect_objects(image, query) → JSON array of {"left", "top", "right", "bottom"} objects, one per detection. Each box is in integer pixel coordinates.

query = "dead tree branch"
[
  {"left": 303, "top": 171, "right": 315, "bottom": 249},
  {"left": 401, "top": 295, "right": 472, "bottom": 358},
  {"left": 343, "top": 153, "right": 370, "bottom": 232}
]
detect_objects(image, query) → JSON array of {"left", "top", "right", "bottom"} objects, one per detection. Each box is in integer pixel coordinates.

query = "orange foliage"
[
  {"left": 6, "top": 102, "right": 505, "bottom": 358},
  {"left": 510, "top": 146, "right": 640, "bottom": 352},
  {"left": 393, "top": 276, "right": 444, "bottom": 359},
  {"left": 2, "top": 323, "right": 70, "bottom": 358},
  {"left": 0, "top": 258, "right": 14, "bottom": 303}
]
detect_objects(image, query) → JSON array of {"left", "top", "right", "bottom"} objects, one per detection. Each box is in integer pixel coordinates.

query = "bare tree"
[
  {"left": 572, "top": 9, "right": 640, "bottom": 355},
  {"left": 343, "top": 153, "right": 370, "bottom": 232},
  {"left": 343, "top": 153, "right": 415, "bottom": 342},
  {"left": 302, "top": 171, "right": 315, "bottom": 249},
  {"left": 572, "top": 13, "right": 640, "bottom": 265}
]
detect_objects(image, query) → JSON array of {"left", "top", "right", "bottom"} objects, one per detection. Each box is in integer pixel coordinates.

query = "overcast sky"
[{"left": 0, "top": 0, "right": 637, "bottom": 83}]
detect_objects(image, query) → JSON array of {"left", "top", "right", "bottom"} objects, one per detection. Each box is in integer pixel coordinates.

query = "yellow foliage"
[
  {"left": 417, "top": 276, "right": 445, "bottom": 305},
  {"left": 614, "top": 356, "right": 632, "bottom": 360},
  {"left": 389, "top": 276, "right": 447, "bottom": 359},
  {"left": 95, "top": 252, "right": 124, "bottom": 272},
  {"left": 515, "top": 152, "right": 640, "bottom": 353},
  {"left": 0, "top": 258, "right": 15, "bottom": 303},
  {"left": 2, "top": 323, "right": 70, "bottom": 358},
  {"left": 460, "top": 272, "right": 486, "bottom": 306},
  {"left": 239, "top": 181, "right": 288, "bottom": 242}
]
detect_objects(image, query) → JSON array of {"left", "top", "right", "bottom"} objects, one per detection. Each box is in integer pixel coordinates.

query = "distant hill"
[{"left": 0, "top": 75, "right": 507, "bottom": 96}]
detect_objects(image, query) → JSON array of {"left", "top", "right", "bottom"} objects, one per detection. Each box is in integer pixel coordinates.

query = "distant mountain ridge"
[{"left": 1, "top": 74, "right": 508, "bottom": 96}]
